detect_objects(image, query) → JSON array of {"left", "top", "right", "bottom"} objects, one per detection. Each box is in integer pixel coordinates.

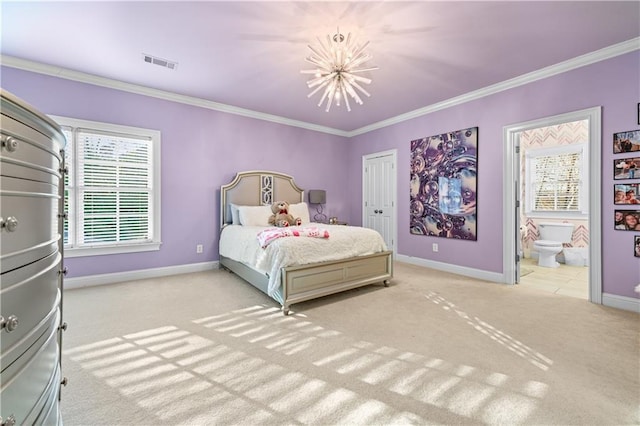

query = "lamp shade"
[{"left": 308, "top": 190, "right": 326, "bottom": 204}]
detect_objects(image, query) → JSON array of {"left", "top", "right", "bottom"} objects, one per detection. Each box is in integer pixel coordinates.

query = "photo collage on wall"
[{"left": 613, "top": 121, "right": 640, "bottom": 257}]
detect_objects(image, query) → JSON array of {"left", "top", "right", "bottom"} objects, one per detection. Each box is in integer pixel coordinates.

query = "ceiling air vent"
[{"left": 143, "top": 53, "right": 178, "bottom": 70}]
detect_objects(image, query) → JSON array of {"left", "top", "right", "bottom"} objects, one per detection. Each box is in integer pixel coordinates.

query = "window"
[
  {"left": 525, "top": 144, "right": 587, "bottom": 217},
  {"left": 52, "top": 116, "right": 161, "bottom": 257}
]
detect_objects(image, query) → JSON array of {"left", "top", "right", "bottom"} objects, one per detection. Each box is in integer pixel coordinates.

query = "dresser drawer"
[
  {"left": 0, "top": 176, "right": 60, "bottom": 272},
  {"left": 0, "top": 112, "right": 63, "bottom": 186},
  {"left": 1, "top": 252, "right": 61, "bottom": 366},
  {"left": 0, "top": 309, "right": 60, "bottom": 425},
  {"left": 30, "top": 362, "right": 61, "bottom": 426}
]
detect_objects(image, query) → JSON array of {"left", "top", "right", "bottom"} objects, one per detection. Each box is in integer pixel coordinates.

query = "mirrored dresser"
[{"left": 1, "top": 89, "right": 67, "bottom": 425}]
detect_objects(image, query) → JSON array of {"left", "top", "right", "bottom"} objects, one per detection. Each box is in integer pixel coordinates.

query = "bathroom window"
[{"left": 525, "top": 144, "right": 588, "bottom": 218}]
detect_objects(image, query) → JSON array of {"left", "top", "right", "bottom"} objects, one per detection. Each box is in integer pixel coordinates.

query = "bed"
[{"left": 219, "top": 170, "right": 393, "bottom": 315}]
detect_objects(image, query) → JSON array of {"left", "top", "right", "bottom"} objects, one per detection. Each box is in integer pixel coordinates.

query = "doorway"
[
  {"left": 362, "top": 150, "right": 397, "bottom": 256},
  {"left": 503, "top": 107, "right": 602, "bottom": 303}
]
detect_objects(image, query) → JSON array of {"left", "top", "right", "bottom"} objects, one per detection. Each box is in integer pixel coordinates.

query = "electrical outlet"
[
  {"left": 432, "top": 243, "right": 438, "bottom": 252},
  {"left": 196, "top": 244, "right": 203, "bottom": 254}
]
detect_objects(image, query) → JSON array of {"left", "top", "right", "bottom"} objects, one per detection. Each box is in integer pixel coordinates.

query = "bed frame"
[{"left": 219, "top": 170, "right": 393, "bottom": 315}]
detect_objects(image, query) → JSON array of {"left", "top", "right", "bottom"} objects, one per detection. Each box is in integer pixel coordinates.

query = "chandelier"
[{"left": 301, "top": 29, "right": 378, "bottom": 112}]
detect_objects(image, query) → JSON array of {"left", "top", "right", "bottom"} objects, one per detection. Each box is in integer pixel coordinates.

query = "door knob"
[
  {"left": 379, "top": 210, "right": 383, "bottom": 214},
  {"left": 1, "top": 414, "right": 16, "bottom": 426},
  {"left": 1, "top": 216, "right": 18, "bottom": 232},
  {"left": 2, "top": 136, "right": 19, "bottom": 152},
  {"left": 0, "top": 315, "right": 19, "bottom": 333}
]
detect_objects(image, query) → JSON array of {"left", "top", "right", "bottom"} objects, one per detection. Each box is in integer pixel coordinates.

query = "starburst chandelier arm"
[
  {"left": 316, "top": 81, "right": 334, "bottom": 108},
  {"left": 346, "top": 54, "right": 375, "bottom": 70},
  {"left": 306, "top": 71, "right": 338, "bottom": 89},
  {"left": 345, "top": 66, "right": 379, "bottom": 74},
  {"left": 340, "top": 84, "right": 352, "bottom": 112},
  {"left": 348, "top": 40, "right": 372, "bottom": 61},
  {"left": 307, "top": 43, "right": 333, "bottom": 66},
  {"left": 304, "top": 54, "right": 330, "bottom": 68},
  {"left": 317, "top": 36, "right": 335, "bottom": 62},
  {"left": 308, "top": 80, "right": 331, "bottom": 99},
  {"left": 342, "top": 72, "right": 373, "bottom": 85},
  {"left": 323, "top": 82, "right": 338, "bottom": 112},
  {"left": 345, "top": 32, "right": 353, "bottom": 47},
  {"left": 343, "top": 83, "right": 364, "bottom": 105},
  {"left": 347, "top": 79, "right": 372, "bottom": 98}
]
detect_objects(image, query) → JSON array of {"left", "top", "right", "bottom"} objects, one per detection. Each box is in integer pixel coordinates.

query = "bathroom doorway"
[{"left": 503, "top": 107, "right": 602, "bottom": 303}]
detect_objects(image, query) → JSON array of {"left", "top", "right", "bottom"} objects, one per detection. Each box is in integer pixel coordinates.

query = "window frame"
[
  {"left": 524, "top": 143, "right": 588, "bottom": 219},
  {"left": 52, "top": 115, "right": 162, "bottom": 258}
]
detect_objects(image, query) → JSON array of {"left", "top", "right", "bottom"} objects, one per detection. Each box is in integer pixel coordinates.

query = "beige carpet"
[{"left": 60, "top": 262, "right": 639, "bottom": 425}]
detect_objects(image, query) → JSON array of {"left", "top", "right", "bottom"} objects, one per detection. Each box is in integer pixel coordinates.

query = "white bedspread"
[{"left": 219, "top": 224, "right": 388, "bottom": 299}]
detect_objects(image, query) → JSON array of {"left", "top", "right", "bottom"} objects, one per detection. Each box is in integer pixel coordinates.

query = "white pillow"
[
  {"left": 238, "top": 205, "right": 272, "bottom": 226},
  {"left": 229, "top": 203, "right": 241, "bottom": 225},
  {"left": 289, "top": 202, "right": 311, "bottom": 225}
]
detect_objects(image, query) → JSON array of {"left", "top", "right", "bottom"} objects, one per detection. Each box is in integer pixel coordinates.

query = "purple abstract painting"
[{"left": 410, "top": 127, "right": 478, "bottom": 240}]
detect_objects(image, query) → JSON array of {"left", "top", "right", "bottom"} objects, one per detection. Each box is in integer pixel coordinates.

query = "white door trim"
[
  {"left": 502, "top": 107, "right": 602, "bottom": 304},
  {"left": 362, "top": 149, "right": 398, "bottom": 257}
]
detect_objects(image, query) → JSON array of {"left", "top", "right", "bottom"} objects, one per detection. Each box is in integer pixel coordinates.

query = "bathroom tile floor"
[{"left": 518, "top": 257, "right": 589, "bottom": 300}]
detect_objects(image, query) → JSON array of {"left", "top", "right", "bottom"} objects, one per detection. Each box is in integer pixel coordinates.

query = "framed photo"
[
  {"left": 614, "top": 183, "right": 640, "bottom": 204},
  {"left": 635, "top": 235, "right": 640, "bottom": 258},
  {"left": 614, "top": 130, "right": 640, "bottom": 153},
  {"left": 615, "top": 209, "right": 640, "bottom": 231},
  {"left": 614, "top": 157, "right": 640, "bottom": 180}
]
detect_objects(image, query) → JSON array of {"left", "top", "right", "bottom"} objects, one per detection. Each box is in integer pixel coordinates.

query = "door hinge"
[
  {"left": 516, "top": 253, "right": 520, "bottom": 262},
  {"left": 516, "top": 200, "right": 520, "bottom": 208}
]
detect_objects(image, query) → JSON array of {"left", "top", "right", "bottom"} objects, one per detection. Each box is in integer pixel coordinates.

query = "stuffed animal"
[{"left": 268, "top": 201, "right": 302, "bottom": 227}]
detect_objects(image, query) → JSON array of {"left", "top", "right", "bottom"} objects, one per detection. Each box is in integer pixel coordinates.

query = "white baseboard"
[
  {"left": 395, "top": 254, "right": 505, "bottom": 283},
  {"left": 602, "top": 293, "right": 640, "bottom": 313},
  {"left": 65, "top": 261, "right": 219, "bottom": 290}
]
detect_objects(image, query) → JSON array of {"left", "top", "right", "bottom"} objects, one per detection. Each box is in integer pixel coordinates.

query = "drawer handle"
[
  {"left": 1, "top": 216, "right": 18, "bottom": 232},
  {"left": 0, "top": 414, "right": 16, "bottom": 426},
  {"left": 0, "top": 315, "right": 19, "bottom": 333},
  {"left": 2, "top": 136, "right": 19, "bottom": 152}
]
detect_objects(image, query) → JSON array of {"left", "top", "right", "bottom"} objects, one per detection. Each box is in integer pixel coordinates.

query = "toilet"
[{"left": 533, "top": 222, "right": 574, "bottom": 268}]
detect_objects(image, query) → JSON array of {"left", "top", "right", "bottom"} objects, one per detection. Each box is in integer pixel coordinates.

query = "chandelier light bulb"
[{"left": 300, "top": 28, "right": 378, "bottom": 112}]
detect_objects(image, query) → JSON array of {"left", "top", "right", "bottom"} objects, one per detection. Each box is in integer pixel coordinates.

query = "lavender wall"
[
  {"left": 1, "top": 67, "right": 350, "bottom": 277},
  {"left": 347, "top": 51, "right": 640, "bottom": 298},
  {"left": 3, "top": 51, "right": 639, "bottom": 299}
]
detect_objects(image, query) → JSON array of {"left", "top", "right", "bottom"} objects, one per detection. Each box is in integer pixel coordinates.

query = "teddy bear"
[{"left": 268, "top": 201, "right": 302, "bottom": 227}]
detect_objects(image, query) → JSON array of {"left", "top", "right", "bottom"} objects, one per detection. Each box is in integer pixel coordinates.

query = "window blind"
[
  {"left": 532, "top": 152, "right": 581, "bottom": 211},
  {"left": 76, "top": 129, "right": 153, "bottom": 246}
]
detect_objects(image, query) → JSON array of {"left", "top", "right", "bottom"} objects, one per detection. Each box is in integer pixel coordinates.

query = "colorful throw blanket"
[{"left": 257, "top": 227, "right": 330, "bottom": 248}]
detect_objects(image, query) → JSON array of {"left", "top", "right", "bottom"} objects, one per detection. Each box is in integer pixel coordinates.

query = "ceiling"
[{"left": 2, "top": 1, "right": 639, "bottom": 134}]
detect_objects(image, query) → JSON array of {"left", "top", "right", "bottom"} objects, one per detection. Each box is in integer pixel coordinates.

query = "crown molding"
[
  {"left": 2, "top": 36, "right": 638, "bottom": 139},
  {"left": 348, "top": 37, "right": 640, "bottom": 137},
  {"left": 0, "top": 55, "right": 350, "bottom": 138}
]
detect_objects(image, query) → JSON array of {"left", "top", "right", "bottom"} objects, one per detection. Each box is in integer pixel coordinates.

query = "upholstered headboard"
[{"left": 220, "top": 170, "right": 304, "bottom": 229}]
